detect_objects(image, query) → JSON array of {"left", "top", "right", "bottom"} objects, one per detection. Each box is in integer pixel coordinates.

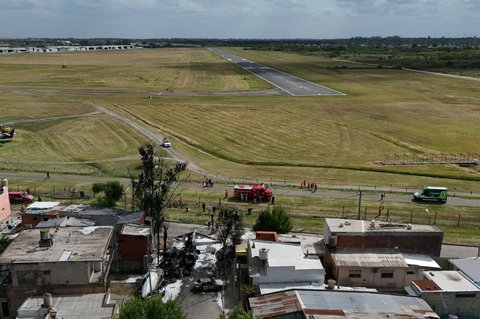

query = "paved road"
[
  {"left": 2, "top": 172, "right": 480, "bottom": 208},
  {"left": 209, "top": 48, "right": 344, "bottom": 97}
]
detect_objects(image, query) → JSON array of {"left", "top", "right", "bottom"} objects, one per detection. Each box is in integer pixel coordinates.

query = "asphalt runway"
[{"left": 209, "top": 47, "right": 345, "bottom": 97}]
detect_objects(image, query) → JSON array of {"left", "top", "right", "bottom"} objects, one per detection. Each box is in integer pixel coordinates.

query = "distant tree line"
[{"left": 3, "top": 36, "right": 480, "bottom": 50}]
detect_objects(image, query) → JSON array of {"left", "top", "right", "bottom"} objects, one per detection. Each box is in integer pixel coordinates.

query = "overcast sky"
[{"left": 0, "top": 0, "right": 478, "bottom": 39}]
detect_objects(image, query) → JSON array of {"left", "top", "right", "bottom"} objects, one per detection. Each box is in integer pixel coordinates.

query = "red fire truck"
[{"left": 233, "top": 184, "right": 272, "bottom": 201}]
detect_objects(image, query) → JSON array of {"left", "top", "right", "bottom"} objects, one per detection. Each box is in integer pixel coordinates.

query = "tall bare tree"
[{"left": 132, "top": 143, "right": 188, "bottom": 256}]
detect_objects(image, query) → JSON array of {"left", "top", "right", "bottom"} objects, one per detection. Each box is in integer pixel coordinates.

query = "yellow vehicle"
[{"left": 0, "top": 125, "right": 11, "bottom": 133}]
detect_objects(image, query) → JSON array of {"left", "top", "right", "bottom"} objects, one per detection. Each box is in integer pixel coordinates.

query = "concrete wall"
[
  {"left": 334, "top": 233, "right": 443, "bottom": 257},
  {"left": 421, "top": 292, "right": 480, "bottom": 319},
  {"left": 11, "top": 261, "right": 95, "bottom": 286},
  {"left": 0, "top": 181, "right": 11, "bottom": 222},
  {"left": 119, "top": 234, "right": 150, "bottom": 261},
  {"left": 335, "top": 266, "right": 407, "bottom": 289},
  {"left": 252, "top": 266, "right": 325, "bottom": 285}
]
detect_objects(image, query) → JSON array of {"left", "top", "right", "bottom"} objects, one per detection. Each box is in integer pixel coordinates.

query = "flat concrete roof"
[
  {"left": 0, "top": 226, "right": 113, "bottom": 264},
  {"left": 421, "top": 270, "right": 480, "bottom": 292},
  {"left": 250, "top": 240, "right": 324, "bottom": 271},
  {"left": 403, "top": 253, "right": 441, "bottom": 269},
  {"left": 17, "top": 293, "right": 114, "bottom": 319},
  {"left": 332, "top": 248, "right": 408, "bottom": 268},
  {"left": 325, "top": 218, "right": 442, "bottom": 234}
]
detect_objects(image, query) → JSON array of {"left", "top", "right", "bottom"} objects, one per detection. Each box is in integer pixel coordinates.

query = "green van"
[{"left": 413, "top": 186, "right": 448, "bottom": 203}]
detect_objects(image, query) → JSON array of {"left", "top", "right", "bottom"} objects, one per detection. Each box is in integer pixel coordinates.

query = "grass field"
[{"left": 1, "top": 47, "right": 479, "bottom": 244}]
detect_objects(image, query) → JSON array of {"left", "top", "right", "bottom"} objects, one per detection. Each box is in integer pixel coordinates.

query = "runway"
[{"left": 210, "top": 47, "right": 345, "bottom": 97}]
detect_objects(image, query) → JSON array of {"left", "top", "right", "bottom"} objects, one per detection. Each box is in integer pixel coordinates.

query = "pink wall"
[{"left": 0, "top": 179, "right": 12, "bottom": 222}]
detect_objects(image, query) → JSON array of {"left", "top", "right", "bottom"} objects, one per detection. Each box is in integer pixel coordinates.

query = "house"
[
  {"left": 407, "top": 270, "right": 480, "bottom": 319},
  {"left": 324, "top": 218, "right": 443, "bottom": 257},
  {"left": 118, "top": 224, "right": 151, "bottom": 272},
  {"left": 0, "top": 179, "right": 11, "bottom": 223},
  {"left": 0, "top": 226, "right": 114, "bottom": 317},
  {"left": 330, "top": 248, "right": 408, "bottom": 290},
  {"left": 247, "top": 239, "right": 325, "bottom": 293},
  {"left": 21, "top": 202, "right": 61, "bottom": 228},
  {"left": 249, "top": 289, "right": 439, "bottom": 319},
  {"left": 449, "top": 257, "right": 480, "bottom": 286},
  {"left": 16, "top": 292, "right": 118, "bottom": 319}
]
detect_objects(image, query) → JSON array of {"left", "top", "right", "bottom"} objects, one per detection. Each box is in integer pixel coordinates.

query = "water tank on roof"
[
  {"left": 259, "top": 248, "right": 269, "bottom": 261},
  {"left": 42, "top": 293, "right": 53, "bottom": 308},
  {"left": 329, "top": 236, "right": 337, "bottom": 247},
  {"left": 327, "top": 279, "right": 336, "bottom": 290},
  {"left": 40, "top": 229, "right": 51, "bottom": 240}
]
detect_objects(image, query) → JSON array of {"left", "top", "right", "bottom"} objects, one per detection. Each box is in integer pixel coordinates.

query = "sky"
[{"left": 0, "top": 0, "right": 479, "bottom": 39}]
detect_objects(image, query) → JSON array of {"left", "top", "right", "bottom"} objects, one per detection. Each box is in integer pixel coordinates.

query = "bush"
[
  {"left": 91, "top": 181, "right": 124, "bottom": 207},
  {"left": 252, "top": 206, "right": 293, "bottom": 234}
]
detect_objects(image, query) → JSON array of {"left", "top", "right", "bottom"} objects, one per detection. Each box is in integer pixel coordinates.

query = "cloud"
[{"left": 0, "top": 0, "right": 477, "bottom": 38}]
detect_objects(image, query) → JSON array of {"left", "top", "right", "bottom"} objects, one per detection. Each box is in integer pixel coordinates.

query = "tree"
[
  {"left": 252, "top": 206, "right": 293, "bottom": 234},
  {"left": 216, "top": 206, "right": 245, "bottom": 276},
  {"left": 91, "top": 181, "right": 124, "bottom": 207},
  {"left": 219, "top": 305, "right": 256, "bottom": 319},
  {"left": 119, "top": 295, "right": 186, "bottom": 319},
  {"left": 132, "top": 143, "right": 188, "bottom": 256}
]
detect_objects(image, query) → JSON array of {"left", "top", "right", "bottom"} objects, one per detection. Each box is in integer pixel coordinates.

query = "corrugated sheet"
[{"left": 332, "top": 249, "right": 408, "bottom": 268}]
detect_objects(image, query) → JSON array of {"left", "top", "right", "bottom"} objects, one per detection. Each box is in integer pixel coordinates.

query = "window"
[
  {"left": 349, "top": 270, "right": 362, "bottom": 278},
  {"left": 406, "top": 270, "right": 415, "bottom": 275},
  {"left": 1, "top": 301, "right": 10, "bottom": 317},
  {"left": 16, "top": 271, "right": 34, "bottom": 285},
  {"left": 455, "top": 293, "right": 476, "bottom": 298},
  {"left": 381, "top": 271, "right": 394, "bottom": 278}
]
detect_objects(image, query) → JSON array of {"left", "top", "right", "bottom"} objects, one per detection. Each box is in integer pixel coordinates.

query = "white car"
[{"left": 161, "top": 139, "right": 172, "bottom": 148}]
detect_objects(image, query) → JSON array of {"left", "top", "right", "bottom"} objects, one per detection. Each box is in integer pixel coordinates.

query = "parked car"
[
  {"left": 413, "top": 186, "right": 448, "bottom": 203},
  {"left": 161, "top": 138, "right": 172, "bottom": 148},
  {"left": 9, "top": 191, "right": 34, "bottom": 204},
  {"left": 191, "top": 277, "right": 224, "bottom": 293}
]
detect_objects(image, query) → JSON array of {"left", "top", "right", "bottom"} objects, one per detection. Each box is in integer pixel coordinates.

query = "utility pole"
[{"left": 357, "top": 190, "right": 362, "bottom": 220}]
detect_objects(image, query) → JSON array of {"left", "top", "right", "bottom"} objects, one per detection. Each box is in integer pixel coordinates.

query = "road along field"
[{"left": 1, "top": 44, "right": 480, "bottom": 236}]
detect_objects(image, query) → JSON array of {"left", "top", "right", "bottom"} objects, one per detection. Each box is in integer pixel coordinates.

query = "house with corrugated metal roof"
[
  {"left": 330, "top": 248, "right": 441, "bottom": 290},
  {"left": 249, "top": 289, "right": 439, "bottom": 319}
]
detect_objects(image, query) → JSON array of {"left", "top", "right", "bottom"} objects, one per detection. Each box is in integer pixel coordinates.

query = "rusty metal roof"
[{"left": 249, "top": 289, "right": 438, "bottom": 319}]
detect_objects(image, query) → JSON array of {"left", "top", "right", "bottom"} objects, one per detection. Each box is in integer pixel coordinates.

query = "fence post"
[
  {"left": 434, "top": 211, "right": 437, "bottom": 225},
  {"left": 342, "top": 206, "right": 344, "bottom": 218},
  {"left": 364, "top": 207, "right": 367, "bottom": 220},
  {"left": 457, "top": 214, "right": 461, "bottom": 226},
  {"left": 410, "top": 210, "right": 413, "bottom": 223}
]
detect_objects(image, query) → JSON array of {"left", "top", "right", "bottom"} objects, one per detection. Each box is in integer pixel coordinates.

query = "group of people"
[
  {"left": 300, "top": 179, "right": 317, "bottom": 192},
  {"left": 202, "top": 176, "right": 214, "bottom": 188},
  {"left": 200, "top": 202, "right": 225, "bottom": 232}
]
